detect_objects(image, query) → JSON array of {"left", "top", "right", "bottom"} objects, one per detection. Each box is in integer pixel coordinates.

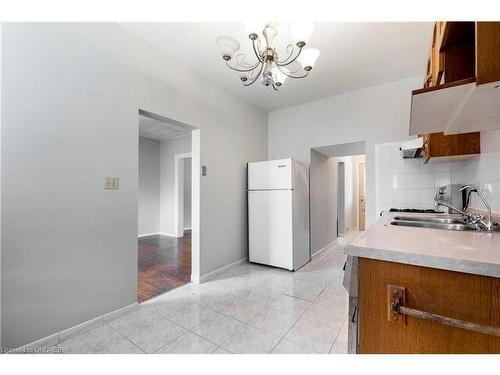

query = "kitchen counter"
[
  {"left": 343, "top": 213, "right": 500, "bottom": 354},
  {"left": 344, "top": 213, "right": 500, "bottom": 278}
]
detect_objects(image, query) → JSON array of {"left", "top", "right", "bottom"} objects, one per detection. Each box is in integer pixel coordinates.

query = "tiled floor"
[{"left": 57, "top": 232, "right": 359, "bottom": 354}]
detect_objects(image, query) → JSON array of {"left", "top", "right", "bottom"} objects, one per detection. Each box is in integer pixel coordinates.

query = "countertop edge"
[{"left": 344, "top": 244, "right": 500, "bottom": 278}]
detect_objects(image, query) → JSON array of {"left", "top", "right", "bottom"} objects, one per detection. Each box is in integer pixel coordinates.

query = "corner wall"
[
  {"left": 138, "top": 137, "right": 161, "bottom": 236},
  {"left": 268, "top": 76, "right": 423, "bottom": 226},
  {"left": 159, "top": 135, "right": 191, "bottom": 236},
  {"left": 1, "top": 23, "right": 267, "bottom": 348}
]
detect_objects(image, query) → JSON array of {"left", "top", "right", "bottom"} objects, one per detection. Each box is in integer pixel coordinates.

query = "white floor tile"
[
  {"left": 191, "top": 312, "right": 244, "bottom": 345},
  {"left": 212, "top": 346, "right": 232, "bottom": 354},
  {"left": 58, "top": 325, "right": 123, "bottom": 354},
  {"left": 107, "top": 308, "right": 162, "bottom": 337},
  {"left": 156, "top": 332, "right": 217, "bottom": 354},
  {"left": 167, "top": 302, "right": 216, "bottom": 329},
  {"left": 221, "top": 299, "right": 267, "bottom": 323},
  {"left": 329, "top": 335, "right": 348, "bottom": 354},
  {"left": 127, "top": 318, "right": 186, "bottom": 353},
  {"left": 269, "top": 294, "right": 311, "bottom": 317},
  {"left": 285, "top": 317, "right": 339, "bottom": 354},
  {"left": 301, "top": 302, "right": 346, "bottom": 329},
  {"left": 272, "top": 339, "right": 319, "bottom": 354},
  {"left": 250, "top": 307, "right": 299, "bottom": 337},
  {"left": 222, "top": 325, "right": 280, "bottom": 354},
  {"left": 99, "top": 338, "right": 144, "bottom": 354}
]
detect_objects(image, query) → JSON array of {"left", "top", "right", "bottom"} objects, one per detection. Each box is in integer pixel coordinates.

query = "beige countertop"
[{"left": 344, "top": 213, "right": 500, "bottom": 278}]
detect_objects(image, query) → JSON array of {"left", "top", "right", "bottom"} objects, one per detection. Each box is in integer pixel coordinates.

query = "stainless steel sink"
[
  {"left": 390, "top": 215, "right": 473, "bottom": 231},
  {"left": 393, "top": 216, "right": 466, "bottom": 225},
  {"left": 390, "top": 219, "right": 473, "bottom": 231}
]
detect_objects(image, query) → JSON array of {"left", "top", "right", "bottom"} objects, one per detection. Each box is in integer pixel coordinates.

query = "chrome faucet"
[
  {"left": 460, "top": 185, "right": 497, "bottom": 232},
  {"left": 433, "top": 185, "right": 498, "bottom": 232}
]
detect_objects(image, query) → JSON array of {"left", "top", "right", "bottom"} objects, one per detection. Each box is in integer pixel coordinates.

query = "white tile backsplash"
[{"left": 375, "top": 130, "right": 500, "bottom": 215}]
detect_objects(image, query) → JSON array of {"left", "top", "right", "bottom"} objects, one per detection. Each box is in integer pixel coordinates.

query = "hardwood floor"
[{"left": 137, "top": 231, "right": 191, "bottom": 303}]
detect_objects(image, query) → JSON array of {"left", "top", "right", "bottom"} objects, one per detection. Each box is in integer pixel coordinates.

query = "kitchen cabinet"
[
  {"left": 344, "top": 213, "right": 500, "bottom": 354},
  {"left": 421, "top": 131, "right": 480, "bottom": 163},
  {"left": 410, "top": 22, "right": 500, "bottom": 136},
  {"left": 358, "top": 258, "right": 500, "bottom": 354}
]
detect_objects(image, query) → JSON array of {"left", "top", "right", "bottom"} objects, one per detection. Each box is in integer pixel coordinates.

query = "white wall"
[
  {"left": 1, "top": 23, "right": 267, "bottom": 348},
  {"left": 375, "top": 129, "right": 500, "bottom": 215},
  {"left": 310, "top": 150, "right": 337, "bottom": 254},
  {"left": 451, "top": 129, "right": 500, "bottom": 213},
  {"left": 375, "top": 141, "right": 452, "bottom": 214},
  {"left": 268, "top": 76, "right": 422, "bottom": 226},
  {"left": 159, "top": 135, "right": 191, "bottom": 236},
  {"left": 138, "top": 137, "right": 161, "bottom": 236},
  {"left": 184, "top": 158, "right": 192, "bottom": 230}
]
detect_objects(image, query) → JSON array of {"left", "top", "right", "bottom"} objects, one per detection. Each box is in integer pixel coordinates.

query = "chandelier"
[{"left": 216, "top": 21, "right": 320, "bottom": 90}]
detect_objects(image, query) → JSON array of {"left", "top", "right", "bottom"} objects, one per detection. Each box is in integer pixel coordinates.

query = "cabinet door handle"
[
  {"left": 351, "top": 305, "right": 358, "bottom": 323},
  {"left": 387, "top": 284, "right": 500, "bottom": 337}
]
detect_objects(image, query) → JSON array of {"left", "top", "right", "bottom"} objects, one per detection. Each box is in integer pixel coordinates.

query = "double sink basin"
[{"left": 390, "top": 215, "right": 473, "bottom": 231}]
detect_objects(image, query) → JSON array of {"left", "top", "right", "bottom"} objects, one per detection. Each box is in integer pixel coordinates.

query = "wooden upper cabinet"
[
  {"left": 476, "top": 22, "right": 500, "bottom": 85},
  {"left": 410, "top": 22, "right": 500, "bottom": 136},
  {"left": 422, "top": 132, "right": 480, "bottom": 164}
]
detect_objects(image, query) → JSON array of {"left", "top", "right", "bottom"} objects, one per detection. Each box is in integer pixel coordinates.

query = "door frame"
[
  {"left": 357, "top": 160, "right": 366, "bottom": 231},
  {"left": 174, "top": 152, "right": 192, "bottom": 238},
  {"left": 337, "top": 161, "right": 345, "bottom": 237}
]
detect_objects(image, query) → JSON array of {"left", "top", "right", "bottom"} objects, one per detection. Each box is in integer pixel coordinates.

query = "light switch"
[
  {"left": 201, "top": 166, "right": 207, "bottom": 176},
  {"left": 104, "top": 176, "right": 119, "bottom": 189}
]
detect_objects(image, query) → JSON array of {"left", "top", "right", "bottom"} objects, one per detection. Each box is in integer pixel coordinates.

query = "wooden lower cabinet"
[{"left": 359, "top": 258, "right": 500, "bottom": 353}]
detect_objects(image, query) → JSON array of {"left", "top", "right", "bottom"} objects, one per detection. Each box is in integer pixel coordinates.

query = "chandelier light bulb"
[
  {"left": 289, "top": 20, "right": 316, "bottom": 44},
  {"left": 272, "top": 67, "right": 288, "bottom": 85},
  {"left": 216, "top": 36, "right": 240, "bottom": 60},
  {"left": 298, "top": 48, "right": 320, "bottom": 70}
]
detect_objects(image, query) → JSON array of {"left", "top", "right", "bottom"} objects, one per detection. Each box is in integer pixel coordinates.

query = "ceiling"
[
  {"left": 139, "top": 115, "right": 191, "bottom": 141},
  {"left": 122, "top": 22, "right": 433, "bottom": 112}
]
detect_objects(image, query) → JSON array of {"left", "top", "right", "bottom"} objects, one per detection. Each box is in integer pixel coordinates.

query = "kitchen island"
[{"left": 344, "top": 213, "right": 500, "bottom": 354}]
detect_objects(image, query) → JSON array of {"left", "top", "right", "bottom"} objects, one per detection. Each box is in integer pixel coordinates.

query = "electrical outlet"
[{"left": 104, "top": 176, "right": 119, "bottom": 189}]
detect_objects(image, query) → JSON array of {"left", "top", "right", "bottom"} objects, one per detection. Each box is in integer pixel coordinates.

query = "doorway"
[
  {"left": 309, "top": 141, "right": 366, "bottom": 256},
  {"left": 137, "top": 110, "right": 200, "bottom": 303}
]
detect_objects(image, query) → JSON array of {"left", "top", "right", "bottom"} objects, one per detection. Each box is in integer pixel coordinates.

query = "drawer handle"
[{"left": 387, "top": 284, "right": 500, "bottom": 337}]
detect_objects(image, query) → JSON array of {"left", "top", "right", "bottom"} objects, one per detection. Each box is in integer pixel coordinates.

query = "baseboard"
[
  {"left": 138, "top": 232, "right": 160, "bottom": 238},
  {"left": 199, "top": 257, "right": 248, "bottom": 283},
  {"left": 8, "top": 302, "right": 138, "bottom": 353},
  {"left": 311, "top": 239, "right": 338, "bottom": 259},
  {"left": 138, "top": 232, "right": 181, "bottom": 238},
  {"left": 159, "top": 232, "right": 177, "bottom": 237}
]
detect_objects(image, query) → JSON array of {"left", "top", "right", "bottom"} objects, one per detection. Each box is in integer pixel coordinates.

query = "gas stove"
[
  {"left": 389, "top": 208, "right": 444, "bottom": 213},
  {"left": 380, "top": 208, "right": 444, "bottom": 216}
]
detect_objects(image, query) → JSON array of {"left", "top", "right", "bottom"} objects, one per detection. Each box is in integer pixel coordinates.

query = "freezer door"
[
  {"left": 248, "top": 190, "right": 293, "bottom": 270},
  {"left": 248, "top": 159, "right": 292, "bottom": 190},
  {"left": 292, "top": 160, "right": 310, "bottom": 270}
]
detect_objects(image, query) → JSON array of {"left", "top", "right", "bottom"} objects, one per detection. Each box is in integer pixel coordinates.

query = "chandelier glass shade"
[{"left": 216, "top": 21, "right": 320, "bottom": 90}]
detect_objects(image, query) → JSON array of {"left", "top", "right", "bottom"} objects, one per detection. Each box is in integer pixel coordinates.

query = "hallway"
[{"left": 137, "top": 232, "right": 191, "bottom": 303}]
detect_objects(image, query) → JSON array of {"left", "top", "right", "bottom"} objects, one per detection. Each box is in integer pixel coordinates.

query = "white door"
[
  {"left": 248, "top": 159, "right": 292, "bottom": 190},
  {"left": 248, "top": 190, "right": 293, "bottom": 270}
]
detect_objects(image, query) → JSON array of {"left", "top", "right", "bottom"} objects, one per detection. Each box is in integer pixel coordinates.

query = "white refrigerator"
[{"left": 247, "top": 158, "right": 310, "bottom": 271}]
